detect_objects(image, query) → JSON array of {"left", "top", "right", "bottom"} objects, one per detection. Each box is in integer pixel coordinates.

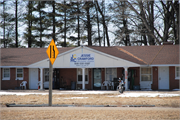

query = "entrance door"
[
  {"left": 93, "top": 68, "right": 101, "bottom": 90},
  {"left": 53, "top": 69, "right": 60, "bottom": 89},
  {"left": 158, "top": 67, "right": 169, "bottom": 90},
  {"left": 128, "top": 70, "right": 135, "bottom": 90},
  {"left": 29, "top": 68, "right": 38, "bottom": 89}
]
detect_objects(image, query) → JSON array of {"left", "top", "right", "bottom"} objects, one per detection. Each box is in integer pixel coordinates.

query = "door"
[
  {"left": 29, "top": 68, "right": 38, "bottom": 89},
  {"left": 158, "top": 67, "right": 169, "bottom": 90},
  {"left": 128, "top": 70, "right": 135, "bottom": 90},
  {"left": 93, "top": 68, "right": 101, "bottom": 90},
  {"left": 53, "top": 69, "right": 60, "bottom": 89}
]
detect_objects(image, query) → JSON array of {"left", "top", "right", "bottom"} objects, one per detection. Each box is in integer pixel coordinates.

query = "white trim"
[
  {"left": 16, "top": 68, "right": 23, "bottom": 80},
  {"left": 1, "top": 66, "right": 28, "bottom": 68},
  {"left": 77, "top": 68, "right": 89, "bottom": 84},
  {"left": 150, "top": 64, "right": 180, "bottom": 67},
  {"left": 105, "top": 68, "right": 117, "bottom": 81},
  {"left": 140, "top": 67, "right": 152, "bottom": 89},
  {"left": 175, "top": 66, "right": 180, "bottom": 80},
  {"left": 44, "top": 68, "right": 49, "bottom": 82},
  {"left": 2, "top": 68, "right": 10, "bottom": 80}
]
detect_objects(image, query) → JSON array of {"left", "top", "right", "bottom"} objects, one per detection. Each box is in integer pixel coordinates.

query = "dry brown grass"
[
  {"left": 0, "top": 107, "right": 180, "bottom": 120},
  {"left": 0, "top": 93, "right": 180, "bottom": 120},
  {"left": 0, "top": 94, "right": 180, "bottom": 107}
]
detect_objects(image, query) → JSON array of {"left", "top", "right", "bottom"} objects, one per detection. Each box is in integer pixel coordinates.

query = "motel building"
[{"left": 1, "top": 44, "right": 179, "bottom": 91}]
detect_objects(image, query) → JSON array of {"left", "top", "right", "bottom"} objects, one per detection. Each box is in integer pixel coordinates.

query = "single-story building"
[{"left": 1, "top": 44, "right": 179, "bottom": 90}]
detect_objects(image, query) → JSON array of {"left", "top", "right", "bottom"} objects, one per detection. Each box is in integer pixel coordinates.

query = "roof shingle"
[{"left": 1, "top": 45, "right": 179, "bottom": 66}]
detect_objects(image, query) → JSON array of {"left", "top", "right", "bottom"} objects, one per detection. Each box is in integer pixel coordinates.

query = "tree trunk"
[
  {"left": 3, "top": 0, "right": 6, "bottom": 48},
  {"left": 15, "top": 0, "right": 18, "bottom": 47},
  {"left": 86, "top": 2, "right": 92, "bottom": 46},
  {"left": 161, "top": 1, "right": 173, "bottom": 43},
  {"left": 127, "top": 1, "right": 160, "bottom": 44},
  {"left": 148, "top": 1, "right": 155, "bottom": 45},
  {"left": 96, "top": 1, "right": 110, "bottom": 46},
  {"left": 95, "top": 2, "right": 101, "bottom": 46},
  {"left": 172, "top": 1, "right": 179, "bottom": 44},
  {"left": 39, "top": 2, "right": 42, "bottom": 47},
  {"left": 52, "top": 1, "right": 56, "bottom": 42},
  {"left": 28, "top": 1, "right": 32, "bottom": 48},
  {"left": 64, "top": 0, "right": 67, "bottom": 47},
  {"left": 77, "top": 2, "right": 80, "bottom": 46}
]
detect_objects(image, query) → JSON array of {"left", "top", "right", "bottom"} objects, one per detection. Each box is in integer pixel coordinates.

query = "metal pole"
[{"left": 49, "top": 61, "right": 53, "bottom": 106}]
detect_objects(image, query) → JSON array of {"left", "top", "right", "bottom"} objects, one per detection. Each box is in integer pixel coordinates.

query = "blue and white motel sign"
[{"left": 70, "top": 54, "right": 94, "bottom": 67}]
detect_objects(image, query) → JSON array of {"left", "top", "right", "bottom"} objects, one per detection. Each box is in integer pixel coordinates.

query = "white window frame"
[
  {"left": 16, "top": 68, "right": 23, "bottom": 80},
  {"left": 140, "top": 67, "right": 152, "bottom": 82},
  {"left": 44, "top": 68, "right": 49, "bottom": 82},
  {"left": 105, "top": 68, "right": 117, "bottom": 81},
  {"left": 2, "top": 68, "right": 10, "bottom": 80},
  {"left": 175, "top": 66, "right": 180, "bottom": 80},
  {"left": 77, "top": 68, "right": 89, "bottom": 84}
]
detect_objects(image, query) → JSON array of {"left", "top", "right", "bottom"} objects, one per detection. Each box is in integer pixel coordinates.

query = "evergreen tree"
[
  {"left": 32, "top": 1, "right": 50, "bottom": 47},
  {"left": 23, "top": 1, "right": 36, "bottom": 48},
  {"left": 0, "top": 0, "right": 15, "bottom": 48}
]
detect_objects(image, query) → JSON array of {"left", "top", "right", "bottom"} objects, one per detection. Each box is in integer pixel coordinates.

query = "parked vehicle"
[{"left": 118, "top": 77, "right": 125, "bottom": 93}]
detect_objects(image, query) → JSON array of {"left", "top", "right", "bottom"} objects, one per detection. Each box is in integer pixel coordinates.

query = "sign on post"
[
  {"left": 46, "top": 39, "right": 59, "bottom": 65},
  {"left": 46, "top": 39, "right": 59, "bottom": 106}
]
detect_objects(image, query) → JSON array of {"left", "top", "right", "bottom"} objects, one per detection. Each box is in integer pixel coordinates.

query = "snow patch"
[
  {"left": 63, "top": 97, "right": 89, "bottom": 99},
  {"left": 0, "top": 92, "right": 48, "bottom": 96},
  {"left": 108, "top": 93, "right": 180, "bottom": 98}
]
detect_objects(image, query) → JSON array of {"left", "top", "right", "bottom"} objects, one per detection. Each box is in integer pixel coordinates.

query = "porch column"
[
  {"left": 124, "top": 67, "right": 129, "bottom": 91},
  {"left": 82, "top": 68, "right": 85, "bottom": 90},
  {"left": 39, "top": 68, "right": 44, "bottom": 90}
]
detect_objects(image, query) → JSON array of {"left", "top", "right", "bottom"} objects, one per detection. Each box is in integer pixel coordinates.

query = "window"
[
  {"left": 141, "top": 68, "right": 152, "bottom": 81},
  {"left": 44, "top": 69, "right": 49, "bottom": 82},
  {"left": 3, "top": 68, "right": 10, "bottom": 80},
  {"left": 16, "top": 68, "right": 23, "bottom": 80},
  {"left": 106, "top": 68, "right": 117, "bottom": 81},
  {"left": 175, "top": 67, "right": 180, "bottom": 79},
  {"left": 77, "top": 68, "right": 88, "bottom": 83}
]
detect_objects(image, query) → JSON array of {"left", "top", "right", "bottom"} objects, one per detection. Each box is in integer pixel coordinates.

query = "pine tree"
[
  {"left": 23, "top": 1, "right": 36, "bottom": 48},
  {"left": 0, "top": 0, "right": 15, "bottom": 48},
  {"left": 31, "top": 1, "right": 49, "bottom": 48}
]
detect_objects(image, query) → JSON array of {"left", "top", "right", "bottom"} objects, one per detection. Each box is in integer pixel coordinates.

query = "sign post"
[
  {"left": 46, "top": 39, "right": 59, "bottom": 106},
  {"left": 49, "top": 61, "right": 53, "bottom": 106}
]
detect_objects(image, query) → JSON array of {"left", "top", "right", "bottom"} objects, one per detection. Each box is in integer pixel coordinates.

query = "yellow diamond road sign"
[{"left": 46, "top": 39, "right": 59, "bottom": 65}]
